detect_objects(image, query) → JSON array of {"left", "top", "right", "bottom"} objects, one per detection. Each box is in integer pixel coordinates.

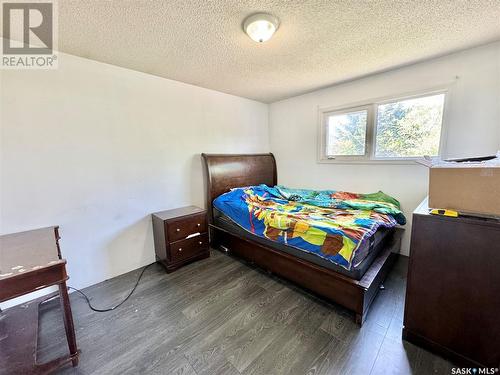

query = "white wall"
[
  {"left": 0, "top": 52, "right": 268, "bottom": 308},
  {"left": 269, "top": 42, "right": 500, "bottom": 255}
]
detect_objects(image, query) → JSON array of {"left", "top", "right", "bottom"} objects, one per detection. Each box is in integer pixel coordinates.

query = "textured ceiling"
[{"left": 25, "top": 1, "right": 500, "bottom": 102}]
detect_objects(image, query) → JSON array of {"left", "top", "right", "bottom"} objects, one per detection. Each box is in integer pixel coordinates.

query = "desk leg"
[{"left": 58, "top": 281, "right": 79, "bottom": 366}]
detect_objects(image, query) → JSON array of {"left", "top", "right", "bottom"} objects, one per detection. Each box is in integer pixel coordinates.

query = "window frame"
[
  {"left": 317, "top": 87, "right": 451, "bottom": 164},
  {"left": 322, "top": 104, "right": 373, "bottom": 161}
]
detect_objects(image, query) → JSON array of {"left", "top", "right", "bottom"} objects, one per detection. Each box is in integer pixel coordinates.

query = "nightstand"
[{"left": 152, "top": 206, "right": 209, "bottom": 273}]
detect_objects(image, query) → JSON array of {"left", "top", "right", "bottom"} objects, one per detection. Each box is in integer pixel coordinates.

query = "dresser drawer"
[
  {"left": 170, "top": 234, "right": 209, "bottom": 263},
  {"left": 166, "top": 213, "right": 207, "bottom": 242}
]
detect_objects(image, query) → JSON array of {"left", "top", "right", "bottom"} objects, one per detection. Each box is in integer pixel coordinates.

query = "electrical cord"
[
  {"left": 69, "top": 263, "right": 154, "bottom": 312},
  {"left": 40, "top": 263, "right": 154, "bottom": 313}
]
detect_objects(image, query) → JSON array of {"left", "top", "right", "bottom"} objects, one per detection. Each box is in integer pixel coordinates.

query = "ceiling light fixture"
[{"left": 243, "top": 13, "right": 279, "bottom": 43}]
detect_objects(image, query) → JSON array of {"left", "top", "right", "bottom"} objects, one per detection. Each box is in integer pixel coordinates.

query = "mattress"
[
  {"left": 213, "top": 185, "right": 402, "bottom": 272},
  {"left": 214, "top": 207, "right": 393, "bottom": 280}
]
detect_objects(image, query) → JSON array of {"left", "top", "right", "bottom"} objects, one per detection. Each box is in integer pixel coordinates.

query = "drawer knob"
[
  {"left": 199, "top": 241, "right": 203, "bottom": 245},
  {"left": 197, "top": 223, "right": 201, "bottom": 227},
  {"left": 176, "top": 228, "right": 180, "bottom": 232},
  {"left": 178, "top": 248, "right": 182, "bottom": 252}
]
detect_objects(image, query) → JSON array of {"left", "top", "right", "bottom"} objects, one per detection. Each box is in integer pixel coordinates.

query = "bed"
[{"left": 201, "top": 153, "right": 403, "bottom": 325}]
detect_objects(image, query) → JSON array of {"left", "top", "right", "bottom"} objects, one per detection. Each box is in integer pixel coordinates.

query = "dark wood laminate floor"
[{"left": 36, "top": 250, "right": 454, "bottom": 375}]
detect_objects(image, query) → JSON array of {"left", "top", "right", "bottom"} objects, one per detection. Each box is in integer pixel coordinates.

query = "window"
[
  {"left": 326, "top": 108, "right": 368, "bottom": 156},
  {"left": 319, "top": 91, "right": 447, "bottom": 162},
  {"left": 375, "top": 94, "right": 445, "bottom": 158}
]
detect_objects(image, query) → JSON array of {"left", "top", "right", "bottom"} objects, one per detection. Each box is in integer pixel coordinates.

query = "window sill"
[{"left": 317, "top": 158, "right": 422, "bottom": 165}]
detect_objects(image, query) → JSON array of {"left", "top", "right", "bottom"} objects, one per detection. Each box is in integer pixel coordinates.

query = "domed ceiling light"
[{"left": 243, "top": 13, "right": 279, "bottom": 43}]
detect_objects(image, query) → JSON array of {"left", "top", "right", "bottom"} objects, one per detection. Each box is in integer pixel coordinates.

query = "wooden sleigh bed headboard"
[{"left": 201, "top": 153, "right": 277, "bottom": 223}]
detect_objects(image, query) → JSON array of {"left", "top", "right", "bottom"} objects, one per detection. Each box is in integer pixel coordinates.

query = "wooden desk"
[{"left": 0, "top": 227, "right": 79, "bottom": 374}]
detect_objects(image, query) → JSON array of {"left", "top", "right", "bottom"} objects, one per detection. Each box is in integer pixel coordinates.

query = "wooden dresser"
[
  {"left": 152, "top": 206, "right": 209, "bottom": 273},
  {"left": 403, "top": 198, "right": 500, "bottom": 368}
]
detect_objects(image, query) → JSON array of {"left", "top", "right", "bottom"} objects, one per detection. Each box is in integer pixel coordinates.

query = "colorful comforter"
[{"left": 213, "top": 185, "right": 405, "bottom": 270}]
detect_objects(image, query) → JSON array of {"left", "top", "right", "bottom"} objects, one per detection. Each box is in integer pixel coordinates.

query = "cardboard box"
[{"left": 420, "top": 154, "right": 500, "bottom": 218}]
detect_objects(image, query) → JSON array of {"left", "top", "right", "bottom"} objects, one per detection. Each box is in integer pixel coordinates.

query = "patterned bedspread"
[{"left": 213, "top": 185, "right": 405, "bottom": 270}]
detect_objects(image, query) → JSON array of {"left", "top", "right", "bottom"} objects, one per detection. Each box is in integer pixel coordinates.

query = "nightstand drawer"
[
  {"left": 167, "top": 213, "right": 207, "bottom": 242},
  {"left": 170, "top": 234, "right": 209, "bottom": 263}
]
